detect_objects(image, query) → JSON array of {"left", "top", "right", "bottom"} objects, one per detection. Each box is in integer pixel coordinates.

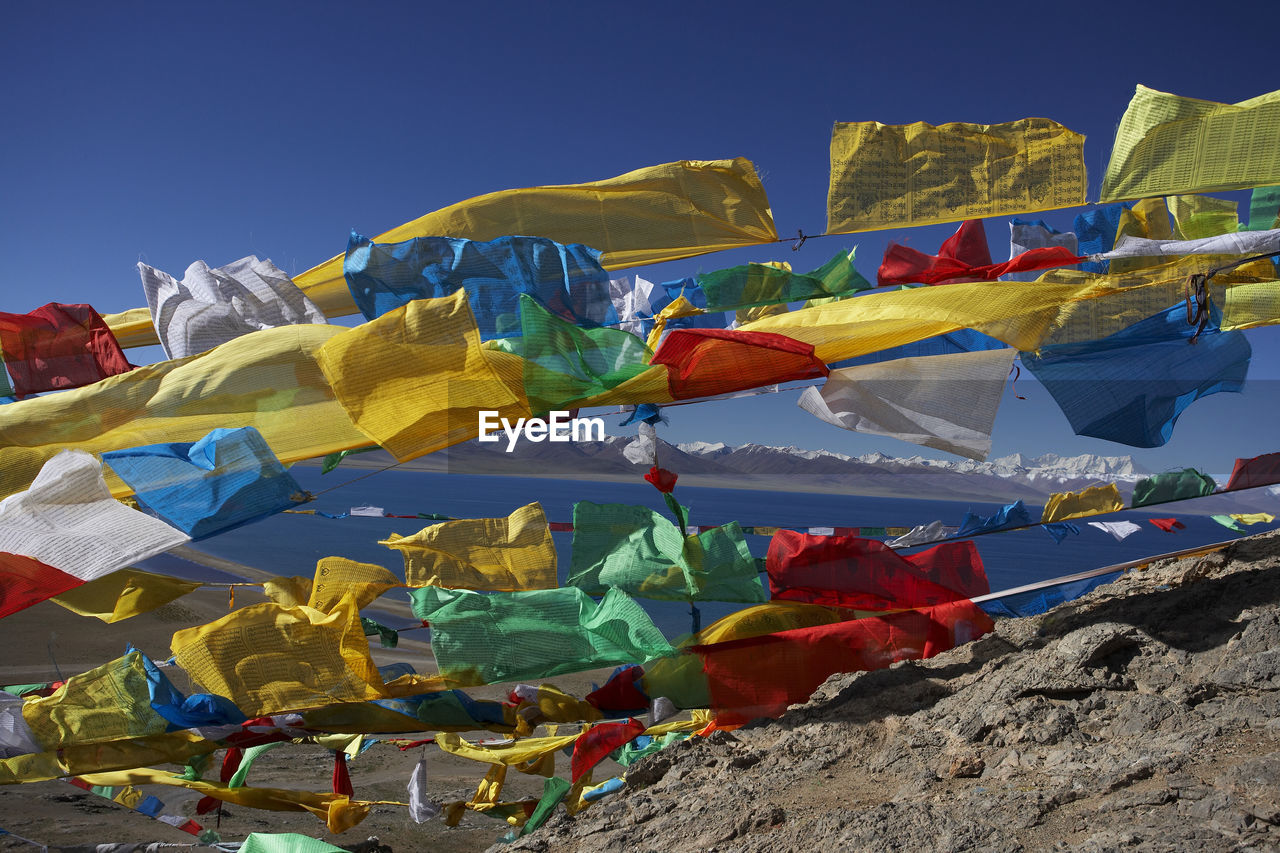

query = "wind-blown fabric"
[
  {"left": 1225, "top": 452, "right": 1280, "bottom": 492},
  {"left": 828, "top": 118, "right": 1086, "bottom": 233},
  {"left": 695, "top": 250, "right": 869, "bottom": 312},
  {"left": 832, "top": 328, "right": 1008, "bottom": 371},
  {"left": 344, "top": 233, "right": 614, "bottom": 337},
  {"left": 957, "top": 500, "right": 1031, "bottom": 536},
  {"left": 0, "top": 323, "right": 366, "bottom": 502},
  {"left": 695, "top": 600, "right": 994, "bottom": 724},
  {"left": 887, "top": 520, "right": 952, "bottom": 548},
  {"left": 1088, "top": 521, "right": 1143, "bottom": 541},
  {"left": 379, "top": 503, "right": 557, "bottom": 592},
  {"left": 1098, "top": 228, "right": 1280, "bottom": 262},
  {"left": 797, "top": 348, "right": 1015, "bottom": 460},
  {"left": 568, "top": 502, "right": 765, "bottom": 604},
  {"left": 0, "top": 451, "right": 189, "bottom": 618},
  {"left": 1244, "top": 186, "right": 1280, "bottom": 231},
  {"left": 490, "top": 295, "right": 651, "bottom": 414},
  {"left": 571, "top": 719, "right": 645, "bottom": 783},
  {"left": 1149, "top": 517, "right": 1185, "bottom": 533},
  {"left": 878, "top": 219, "right": 1082, "bottom": 287},
  {"left": 171, "top": 593, "right": 386, "bottom": 716},
  {"left": 0, "top": 303, "right": 132, "bottom": 396},
  {"left": 1022, "top": 302, "right": 1251, "bottom": 448},
  {"left": 1101, "top": 85, "right": 1280, "bottom": 201},
  {"left": 48, "top": 568, "right": 203, "bottom": 623},
  {"left": 1106, "top": 199, "right": 1174, "bottom": 275},
  {"left": 314, "top": 290, "right": 527, "bottom": 461},
  {"left": 1074, "top": 204, "right": 1131, "bottom": 274},
  {"left": 766, "top": 530, "right": 989, "bottom": 610},
  {"left": 101, "top": 427, "right": 305, "bottom": 539},
  {"left": 20, "top": 652, "right": 173, "bottom": 749},
  {"left": 1042, "top": 522, "right": 1081, "bottom": 544},
  {"left": 1004, "top": 219, "right": 1079, "bottom": 282},
  {"left": 308, "top": 558, "right": 402, "bottom": 613},
  {"left": 409, "top": 586, "right": 673, "bottom": 685},
  {"left": 138, "top": 256, "right": 327, "bottom": 360},
  {"left": 1042, "top": 483, "right": 1125, "bottom": 523},
  {"left": 293, "top": 158, "right": 779, "bottom": 319},
  {"left": 980, "top": 572, "right": 1120, "bottom": 619},
  {"left": 651, "top": 328, "right": 829, "bottom": 400},
  {"left": 1169, "top": 194, "right": 1238, "bottom": 240},
  {"left": 1130, "top": 469, "right": 1217, "bottom": 508}
]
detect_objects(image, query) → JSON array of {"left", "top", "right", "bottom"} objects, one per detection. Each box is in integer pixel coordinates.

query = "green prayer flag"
[
  {"left": 409, "top": 586, "right": 673, "bottom": 685},
  {"left": 522, "top": 776, "right": 572, "bottom": 835},
  {"left": 241, "top": 833, "right": 346, "bottom": 853},
  {"left": 1131, "top": 469, "right": 1216, "bottom": 508},
  {"left": 320, "top": 445, "right": 380, "bottom": 474},
  {"left": 490, "top": 294, "right": 651, "bottom": 414},
  {"left": 568, "top": 501, "right": 765, "bottom": 604},
  {"left": 695, "top": 250, "right": 870, "bottom": 313},
  {"left": 1211, "top": 514, "right": 1246, "bottom": 533},
  {"left": 360, "top": 616, "right": 399, "bottom": 648},
  {"left": 1244, "top": 186, "right": 1280, "bottom": 231}
]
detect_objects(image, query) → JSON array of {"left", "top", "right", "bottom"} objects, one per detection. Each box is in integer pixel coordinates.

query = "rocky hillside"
[{"left": 506, "top": 530, "right": 1280, "bottom": 852}]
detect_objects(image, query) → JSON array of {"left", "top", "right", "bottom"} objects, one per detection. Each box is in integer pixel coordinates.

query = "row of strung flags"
[
  {"left": 0, "top": 448, "right": 1272, "bottom": 836},
  {"left": 3, "top": 415, "right": 1277, "bottom": 622},
  {"left": 3, "top": 237, "right": 1278, "bottom": 502},
  {"left": 2, "top": 83, "right": 1280, "bottom": 841}
]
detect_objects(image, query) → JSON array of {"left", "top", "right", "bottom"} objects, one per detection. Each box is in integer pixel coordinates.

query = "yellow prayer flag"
[
  {"left": 380, "top": 502, "right": 556, "bottom": 591},
  {"left": 263, "top": 575, "right": 313, "bottom": 607},
  {"left": 1170, "top": 195, "right": 1238, "bottom": 240},
  {"left": 1101, "top": 85, "right": 1280, "bottom": 203},
  {"left": 436, "top": 731, "right": 581, "bottom": 767},
  {"left": 0, "top": 730, "right": 217, "bottom": 785},
  {"left": 1109, "top": 198, "right": 1173, "bottom": 274},
  {"left": 1231, "top": 513, "right": 1275, "bottom": 526},
  {"left": 1042, "top": 483, "right": 1125, "bottom": 523},
  {"left": 292, "top": 159, "right": 778, "bottom": 320},
  {"left": 99, "top": 306, "right": 162, "bottom": 350},
  {"left": 22, "top": 652, "right": 171, "bottom": 748},
  {"left": 49, "top": 568, "right": 203, "bottom": 623},
  {"left": 827, "top": 118, "right": 1086, "bottom": 233},
  {"left": 309, "top": 557, "right": 403, "bottom": 612},
  {"left": 171, "top": 593, "right": 385, "bottom": 716},
  {"left": 78, "top": 767, "right": 371, "bottom": 832},
  {"left": 737, "top": 279, "right": 1091, "bottom": 363},
  {"left": 314, "top": 290, "right": 528, "bottom": 461},
  {"left": 0, "top": 324, "right": 367, "bottom": 501}
]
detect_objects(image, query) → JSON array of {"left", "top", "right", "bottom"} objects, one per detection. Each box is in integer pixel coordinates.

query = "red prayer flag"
[
  {"left": 644, "top": 466, "right": 678, "bottom": 493},
  {"left": 1148, "top": 518, "right": 1185, "bottom": 532},
  {"left": 766, "top": 529, "right": 989, "bottom": 610},
  {"left": 332, "top": 749, "right": 354, "bottom": 796},
  {"left": 571, "top": 718, "right": 645, "bottom": 782},
  {"left": 0, "top": 552, "right": 84, "bottom": 618},
  {"left": 877, "top": 219, "right": 1083, "bottom": 287},
  {"left": 548, "top": 521, "right": 575, "bottom": 532},
  {"left": 1225, "top": 452, "right": 1280, "bottom": 492},
  {"left": 651, "top": 328, "right": 829, "bottom": 400},
  {"left": 0, "top": 303, "right": 133, "bottom": 396},
  {"left": 694, "top": 599, "right": 993, "bottom": 725},
  {"left": 585, "top": 664, "right": 649, "bottom": 713}
]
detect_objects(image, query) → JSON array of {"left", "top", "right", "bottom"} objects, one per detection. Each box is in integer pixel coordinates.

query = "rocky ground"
[{"left": 508, "top": 530, "right": 1280, "bottom": 852}]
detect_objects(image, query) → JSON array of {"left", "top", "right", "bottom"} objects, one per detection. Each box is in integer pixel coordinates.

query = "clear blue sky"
[{"left": 2, "top": 1, "right": 1277, "bottom": 475}]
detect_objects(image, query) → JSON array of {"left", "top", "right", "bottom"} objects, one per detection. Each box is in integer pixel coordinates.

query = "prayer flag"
[
  {"left": 828, "top": 118, "right": 1086, "bottom": 233},
  {"left": 1101, "top": 85, "right": 1280, "bottom": 201}
]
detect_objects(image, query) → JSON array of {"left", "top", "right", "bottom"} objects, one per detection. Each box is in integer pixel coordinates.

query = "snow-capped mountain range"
[{"left": 380, "top": 436, "right": 1164, "bottom": 503}]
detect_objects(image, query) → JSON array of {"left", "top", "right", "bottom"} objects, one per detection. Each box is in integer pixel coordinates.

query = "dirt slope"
[{"left": 508, "top": 530, "right": 1280, "bottom": 852}]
